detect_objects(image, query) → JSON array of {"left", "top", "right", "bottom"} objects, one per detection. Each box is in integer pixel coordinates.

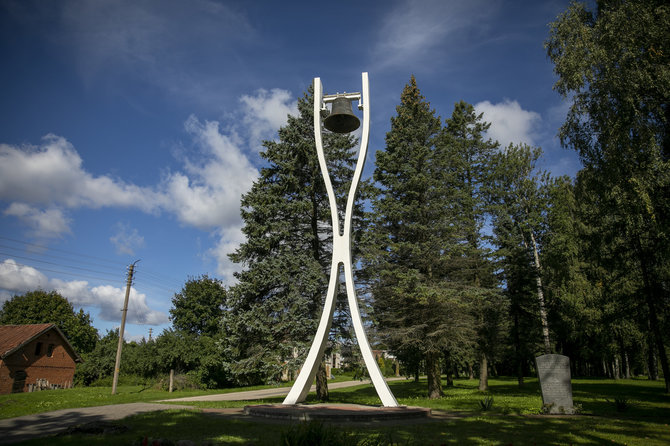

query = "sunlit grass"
[
  {"left": 4, "top": 376, "right": 670, "bottom": 445},
  {"left": 13, "top": 407, "right": 670, "bottom": 446},
  {"left": 0, "top": 372, "right": 362, "bottom": 419}
]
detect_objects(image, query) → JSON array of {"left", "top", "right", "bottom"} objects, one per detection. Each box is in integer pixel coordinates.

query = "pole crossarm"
[{"left": 282, "top": 72, "right": 398, "bottom": 407}]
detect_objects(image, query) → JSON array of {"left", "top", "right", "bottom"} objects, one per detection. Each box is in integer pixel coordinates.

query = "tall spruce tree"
[
  {"left": 225, "top": 88, "right": 358, "bottom": 398},
  {"left": 489, "top": 144, "right": 554, "bottom": 355},
  {"left": 439, "top": 101, "right": 503, "bottom": 391},
  {"left": 439, "top": 101, "right": 499, "bottom": 287},
  {"left": 367, "top": 76, "right": 473, "bottom": 399}
]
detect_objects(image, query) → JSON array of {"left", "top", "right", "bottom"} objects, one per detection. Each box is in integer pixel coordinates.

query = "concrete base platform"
[{"left": 244, "top": 404, "right": 431, "bottom": 422}]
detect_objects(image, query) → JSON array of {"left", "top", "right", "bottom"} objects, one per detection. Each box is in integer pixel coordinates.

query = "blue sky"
[{"left": 0, "top": 0, "right": 580, "bottom": 341}]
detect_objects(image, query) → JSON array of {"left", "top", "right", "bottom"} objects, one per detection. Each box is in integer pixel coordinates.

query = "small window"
[
  {"left": 34, "top": 342, "right": 42, "bottom": 356},
  {"left": 47, "top": 344, "right": 55, "bottom": 357}
]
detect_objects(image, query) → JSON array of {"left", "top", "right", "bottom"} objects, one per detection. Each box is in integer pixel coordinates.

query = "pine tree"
[{"left": 224, "top": 88, "right": 358, "bottom": 396}]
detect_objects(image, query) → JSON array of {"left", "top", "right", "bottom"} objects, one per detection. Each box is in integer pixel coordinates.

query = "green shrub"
[
  {"left": 607, "top": 397, "right": 636, "bottom": 412},
  {"left": 479, "top": 396, "right": 494, "bottom": 411},
  {"left": 154, "top": 373, "right": 202, "bottom": 391}
]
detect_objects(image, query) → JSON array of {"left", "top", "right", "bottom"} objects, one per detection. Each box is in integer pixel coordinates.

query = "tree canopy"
[
  {"left": 0, "top": 290, "right": 98, "bottom": 354},
  {"left": 224, "top": 86, "right": 360, "bottom": 398},
  {"left": 170, "top": 274, "right": 227, "bottom": 337},
  {"left": 546, "top": 0, "right": 670, "bottom": 392}
]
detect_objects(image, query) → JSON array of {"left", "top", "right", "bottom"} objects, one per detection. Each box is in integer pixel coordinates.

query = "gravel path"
[
  {"left": 0, "top": 402, "right": 193, "bottom": 445},
  {"left": 159, "top": 378, "right": 383, "bottom": 402}
]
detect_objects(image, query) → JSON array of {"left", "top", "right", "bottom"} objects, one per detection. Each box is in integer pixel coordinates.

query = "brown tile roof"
[{"left": 0, "top": 324, "right": 82, "bottom": 362}]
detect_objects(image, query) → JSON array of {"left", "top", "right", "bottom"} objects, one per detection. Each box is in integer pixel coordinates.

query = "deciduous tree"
[
  {"left": 170, "top": 274, "right": 226, "bottom": 337},
  {"left": 547, "top": 0, "right": 670, "bottom": 391},
  {"left": 0, "top": 290, "right": 98, "bottom": 354}
]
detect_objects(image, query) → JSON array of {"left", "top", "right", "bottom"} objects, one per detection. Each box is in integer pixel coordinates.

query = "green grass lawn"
[
  {"left": 0, "top": 385, "right": 205, "bottom": 419},
  {"left": 4, "top": 376, "right": 670, "bottom": 445},
  {"left": 0, "top": 373, "right": 361, "bottom": 419}
]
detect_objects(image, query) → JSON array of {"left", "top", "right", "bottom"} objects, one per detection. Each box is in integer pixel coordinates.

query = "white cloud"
[
  {"left": 90, "top": 284, "right": 168, "bottom": 325},
  {"left": 0, "top": 136, "right": 160, "bottom": 211},
  {"left": 0, "top": 135, "right": 163, "bottom": 239},
  {"left": 240, "top": 89, "right": 297, "bottom": 152},
  {"left": 0, "top": 259, "right": 50, "bottom": 297},
  {"left": 0, "top": 87, "right": 306, "bottom": 280},
  {"left": 4, "top": 204, "right": 71, "bottom": 239},
  {"left": 474, "top": 99, "right": 541, "bottom": 148},
  {"left": 159, "top": 115, "right": 258, "bottom": 230},
  {"left": 373, "top": 0, "right": 496, "bottom": 68},
  {"left": 0, "top": 260, "right": 168, "bottom": 325},
  {"left": 110, "top": 223, "right": 145, "bottom": 256},
  {"left": 51, "top": 279, "right": 94, "bottom": 304},
  {"left": 208, "top": 225, "right": 246, "bottom": 285},
  {"left": 0, "top": 119, "right": 257, "bottom": 245}
]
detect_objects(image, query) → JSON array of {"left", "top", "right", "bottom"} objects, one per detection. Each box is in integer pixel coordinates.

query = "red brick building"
[{"left": 0, "top": 324, "right": 82, "bottom": 394}]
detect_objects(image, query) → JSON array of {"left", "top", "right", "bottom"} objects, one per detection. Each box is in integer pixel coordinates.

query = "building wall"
[{"left": 0, "top": 331, "right": 77, "bottom": 394}]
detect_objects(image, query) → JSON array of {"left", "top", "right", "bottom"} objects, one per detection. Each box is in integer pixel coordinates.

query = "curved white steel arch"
[{"left": 282, "top": 72, "right": 398, "bottom": 407}]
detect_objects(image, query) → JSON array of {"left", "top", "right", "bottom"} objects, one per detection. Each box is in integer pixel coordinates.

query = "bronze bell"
[{"left": 324, "top": 97, "right": 360, "bottom": 133}]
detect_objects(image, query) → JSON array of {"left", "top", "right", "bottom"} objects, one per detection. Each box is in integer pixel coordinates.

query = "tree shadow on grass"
[
  {"left": 16, "top": 407, "right": 670, "bottom": 446},
  {"left": 571, "top": 379, "right": 670, "bottom": 419},
  {"left": 15, "top": 409, "right": 282, "bottom": 446}
]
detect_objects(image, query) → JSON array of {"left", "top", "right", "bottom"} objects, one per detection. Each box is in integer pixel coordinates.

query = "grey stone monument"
[{"left": 535, "top": 354, "right": 575, "bottom": 414}]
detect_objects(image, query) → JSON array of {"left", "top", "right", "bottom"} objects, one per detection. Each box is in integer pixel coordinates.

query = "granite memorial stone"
[{"left": 535, "top": 354, "right": 575, "bottom": 414}]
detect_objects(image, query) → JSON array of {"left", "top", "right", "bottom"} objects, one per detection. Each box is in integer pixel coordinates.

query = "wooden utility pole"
[{"left": 112, "top": 261, "right": 138, "bottom": 395}]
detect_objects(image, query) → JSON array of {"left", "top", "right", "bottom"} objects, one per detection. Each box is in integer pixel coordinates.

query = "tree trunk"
[
  {"left": 513, "top": 310, "right": 524, "bottom": 386},
  {"left": 444, "top": 351, "right": 454, "bottom": 387},
  {"left": 624, "top": 352, "right": 631, "bottom": 379},
  {"left": 316, "top": 360, "right": 329, "bottom": 401},
  {"left": 638, "top": 249, "right": 670, "bottom": 392},
  {"left": 647, "top": 335, "right": 659, "bottom": 380},
  {"left": 529, "top": 231, "right": 551, "bottom": 354},
  {"left": 426, "top": 352, "right": 443, "bottom": 399},
  {"left": 478, "top": 353, "right": 488, "bottom": 391},
  {"left": 468, "top": 363, "right": 474, "bottom": 380},
  {"left": 613, "top": 357, "right": 620, "bottom": 380}
]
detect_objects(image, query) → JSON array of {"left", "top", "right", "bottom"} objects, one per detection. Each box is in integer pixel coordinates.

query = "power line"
[
  {"left": 0, "top": 236, "right": 127, "bottom": 268},
  {"left": 0, "top": 251, "right": 125, "bottom": 280},
  {"left": 0, "top": 243, "right": 126, "bottom": 272},
  {"left": 2, "top": 259, "right": 126, "bottom": 286},
  {"left": 135, "top": 267, "right": 183, "bottom": 290},
  {"left": 0, "top": 236, "right": 188, "bottom": 287},
  {"left": 0, "top": 236, "right": 191, "bottom": 295},
  {"left": 1, "top": 254, "right": 179, "bottom": 296}
]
